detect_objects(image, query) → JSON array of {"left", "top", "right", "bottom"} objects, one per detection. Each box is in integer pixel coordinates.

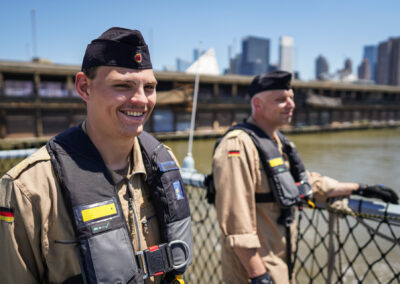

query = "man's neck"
[
  {"left": 250, "top": 115, "right": 277, "bottom": 138},
  {"left": 85, "top": 122, "right": 135, "bottom": 171}
]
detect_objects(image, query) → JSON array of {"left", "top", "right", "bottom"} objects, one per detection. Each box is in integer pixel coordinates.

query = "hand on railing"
[
  {"left": 251, "top": 272, "right": 274, "bottom": 284},
  {"left": 354, "top": 184, "right": 399, "bottom": 204}
]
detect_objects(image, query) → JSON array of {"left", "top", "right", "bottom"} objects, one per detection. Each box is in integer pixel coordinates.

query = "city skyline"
[{"left": 0, "top": 1, "right": 399, "bottom": 80}]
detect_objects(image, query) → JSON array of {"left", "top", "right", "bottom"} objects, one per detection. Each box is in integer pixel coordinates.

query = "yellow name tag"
[
  {"left": 81, "top": 203, "right": 117, "bottom": 222},
  {"left": 269, "top": 157, "right": 284, "bottom": 168}
]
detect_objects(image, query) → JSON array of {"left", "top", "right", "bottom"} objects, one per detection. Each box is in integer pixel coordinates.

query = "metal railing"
[
  {"left": 1, "top": 149, "right": 400, "bottom": 283},
  {"left": 181, "top": 169, "right": 400, "bottom": 283}
]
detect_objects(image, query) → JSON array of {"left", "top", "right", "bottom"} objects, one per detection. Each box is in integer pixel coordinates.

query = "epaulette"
[
  {"left": 6, "top": 146, "right": 50, "bottom": 179},
  {"left": 225, "top": 129, "right": 244, "bottom": 139}
]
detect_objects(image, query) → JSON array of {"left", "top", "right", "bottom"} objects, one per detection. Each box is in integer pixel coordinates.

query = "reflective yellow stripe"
[
  {"left": 81, "top": 203, "right": 117, "bottom": 222},
  {"left": 269, "top": 157, "right": 284, "bottom": 168}
]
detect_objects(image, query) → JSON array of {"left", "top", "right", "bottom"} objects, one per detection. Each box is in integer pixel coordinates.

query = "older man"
[
  {"left": 212, "top": 71, "right": 398, "bottom": 284},
  {"left": 0, "top": 27, "right": 192, "bottom": 284}
]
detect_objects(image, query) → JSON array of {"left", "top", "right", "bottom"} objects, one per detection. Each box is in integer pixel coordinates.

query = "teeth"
[{"left": 123, "top": 111, "right": 144, "bottom": 117}]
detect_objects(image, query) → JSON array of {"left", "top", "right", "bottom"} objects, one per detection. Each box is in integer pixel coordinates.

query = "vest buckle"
[{"left": 136, "top": 240, "right": 191, "bottom": 280}]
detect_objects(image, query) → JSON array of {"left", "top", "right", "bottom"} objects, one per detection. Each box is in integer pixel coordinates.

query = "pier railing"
[
  {"left": 181, "top": 170, "right": 400, "bottom": 283},
  {"left": 1, "top": 150, "right": 399, "bottom": 283}
]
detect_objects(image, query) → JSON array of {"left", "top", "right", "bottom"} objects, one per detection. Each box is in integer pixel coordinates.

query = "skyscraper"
[
  {"left": 358, "top": 58, "right": 370, "bottom": 80},
  {"left": 239, "top": 36, "right": 270, "bottom": 75},
  {"left": 279, "top": 36, "right": 294, "bottom": 73},
  {"left": 376, "top": 37, "right": 400, "bottom": 86},
  {"left": 315, "top": 55, "right": 329, "bottom": 80},
  {"left": 344, "top": 58, "right": 352, "bottom": 73},
  {"left": 363, "top": 45, "right": 377, "bottom": 81},
  {"left": 176, "top": 58, "right": 191, "bottom": 72},
  {"left": 389, "top": 38, "right": 400, "bottom": 86}
]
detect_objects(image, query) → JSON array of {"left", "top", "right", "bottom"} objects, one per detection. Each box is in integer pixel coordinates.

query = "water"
[{"left": 165, "top": 128, "right": 400, "bottom": 192}]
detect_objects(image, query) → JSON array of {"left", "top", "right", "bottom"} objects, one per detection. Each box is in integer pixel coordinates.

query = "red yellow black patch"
[
  {"left": 134, "top": 53, "right": 142, "bottom": 63},
  {"left": 0, "top": 207, "right": 14, "bottom": 222},
  {"left": 228, "top": 150, "right": 240, "bottom": 157}
]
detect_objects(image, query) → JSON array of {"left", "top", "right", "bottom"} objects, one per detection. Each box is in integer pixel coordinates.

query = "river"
[{"left": 165, "top": 128, "right": 400, "bottom": 193}]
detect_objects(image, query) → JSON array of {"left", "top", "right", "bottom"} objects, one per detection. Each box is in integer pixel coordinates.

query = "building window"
[
  {"left": 152, "top": 109, "right": 174, "bottom": 132},
  {"left": 176, "top": 113, "right": 191, "bottom": 131},
  {"left": 4, "top": 80, "right": 34, "bottom": 97}
]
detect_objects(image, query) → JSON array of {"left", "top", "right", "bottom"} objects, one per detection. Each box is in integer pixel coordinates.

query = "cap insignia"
[{"left": 134, "top": 53, "right": 142, "bottom": 63}]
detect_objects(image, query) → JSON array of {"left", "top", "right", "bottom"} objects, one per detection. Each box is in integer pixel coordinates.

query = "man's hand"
[
  {"left": 251, "top": 272, "right": 274, "bottom": 284},
  {"left": 355, "top": 184, "right": 399, "bottom": 204}
]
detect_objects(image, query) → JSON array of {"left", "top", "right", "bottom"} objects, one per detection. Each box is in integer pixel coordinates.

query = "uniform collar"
[
  {"left": 81, "top": 120, "right": 147, "bottom": 183},
  {"left": 246, "top": 116, "right": 279, "bottom": 144}
]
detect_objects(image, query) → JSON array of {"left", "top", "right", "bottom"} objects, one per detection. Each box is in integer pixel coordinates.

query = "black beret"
[
  {"left": 248, "top": 71, "right": 292, "bottom": 97},
  {"left": 81, "top": 27, "right": 152, "bottom": 71}
]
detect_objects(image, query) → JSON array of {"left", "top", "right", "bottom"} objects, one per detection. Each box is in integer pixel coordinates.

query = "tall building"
[
  {"left": 176, "top": 58, "right": 191, "bottom": 72},
  {"left": 358, "top": 58, "right": 370, "bottom": 80},
  {"left": 315, "top": 55, "right": 329, "bottom": 80},
  {"left": 344, "top": 58, "right": 352, "bottom": 73},
  {"left": 363, "top": 45, "right": 377, "bottom": 81},
  {"left": 376, "top": 37, "right": 400, "bottom": 86},
  {"left": 389, "top": 38, "right": 400, "bottom": 86},
  {"left": 239, "top": 36, "right": 270, "bottom": 75},
  {"left": 279, "top": 36, "right": 294, "bottom": 73}
]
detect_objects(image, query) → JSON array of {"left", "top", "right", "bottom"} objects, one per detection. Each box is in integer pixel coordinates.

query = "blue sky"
[{"left": 0, "top": 0, "right": 399, "bottom": 80}]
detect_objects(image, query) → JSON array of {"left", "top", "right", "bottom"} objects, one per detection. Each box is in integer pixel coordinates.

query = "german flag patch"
[
  {"left": 0, "top": 207, "right": 14, "bottom": 222},
  {"left": 228, "top": 150, "right": 240, "bottom": 157}
]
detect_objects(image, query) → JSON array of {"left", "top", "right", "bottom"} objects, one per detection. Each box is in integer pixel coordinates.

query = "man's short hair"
[
  {"left": 81, "top": 27, "right": 152, "bottom": 71},
  {"left": 248, "top": 71, "right": 292, "bottom": 98}
]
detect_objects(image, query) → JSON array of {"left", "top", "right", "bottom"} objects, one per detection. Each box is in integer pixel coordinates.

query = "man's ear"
[
  {"left": 75, "top": 72, "right": 91, "bottom": 102},
  {"left": 252, "top": 96, "right": 262, "bottom": 111}
]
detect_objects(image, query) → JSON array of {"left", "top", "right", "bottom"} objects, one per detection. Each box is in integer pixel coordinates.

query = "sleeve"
[
  {"left": 213, "top": 133, "right": 261, "bottom": 249},
  {"left": 308, "top": 171, "right": 341, "bottom": 202},
  {"left": 0, "top": 175, "right": 41, "bottom": 284}
]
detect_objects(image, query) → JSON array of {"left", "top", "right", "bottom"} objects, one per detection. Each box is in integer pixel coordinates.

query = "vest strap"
[{"left": 255, "top": 193, "right": 275, "bottom": 203}]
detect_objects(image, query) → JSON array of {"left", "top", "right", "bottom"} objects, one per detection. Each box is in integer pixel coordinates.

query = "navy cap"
[
  {"left": 81, "top": 27, "right": 152, "bottom": 71},
  {"left": 248, "top": 71, "right": 292, "bottom": 97}
]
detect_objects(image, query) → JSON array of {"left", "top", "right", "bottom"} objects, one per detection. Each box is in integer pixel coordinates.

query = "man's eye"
[
  {"left": 114, "top": 84, "right": 130, "bottom": 89},
  {"left": 145, "top": 85, "right": 156, "bottom": 90}
]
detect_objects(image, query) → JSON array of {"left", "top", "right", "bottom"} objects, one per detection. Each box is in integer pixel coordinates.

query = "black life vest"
[
  {"left": 46, "top": 126, "right": 192, "bottom": 284},
  {"left": 207, "top": 122, "right": 311, "bottom": 208}
]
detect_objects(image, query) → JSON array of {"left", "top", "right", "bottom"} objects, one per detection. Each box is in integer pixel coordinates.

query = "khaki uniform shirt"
[
  {"left": 213, "top": 121, "right": 339, "bottom": 284},
  {"left": 0, "top": 135, "right": 175, "bottom": 284}
]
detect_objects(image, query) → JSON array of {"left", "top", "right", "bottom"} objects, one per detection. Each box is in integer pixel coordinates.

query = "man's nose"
[
  {"left": 286, "top": 98, "right": 295, "bottom": 109},
  {"left": 130, "top": 87, "right": 147, "bottom": 104}
]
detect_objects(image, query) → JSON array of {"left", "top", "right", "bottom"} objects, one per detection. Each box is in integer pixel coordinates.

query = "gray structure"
[
  {"left": 344, "top": 58, "right": 353, "bottom": 73},
  {"left": 315, "top": 55, "right": 329, "bottom": 80},
  {"left": 358, "top": 58, "right": 370, "bottom": 80},
  {"left": 176, "top": 58, "right": 191, "bottom": 72},
  {"left": 376, "top": 37, "right": 400, "bottom": 86},
  {"left": 239, "top": 36, "right": 270, "bottom": 75},
  {"left": 279, "top": 36, "right": 294, "bottom": 73},
  {"left": 363, "top": 45, "right": 377, "bottom": 81}
]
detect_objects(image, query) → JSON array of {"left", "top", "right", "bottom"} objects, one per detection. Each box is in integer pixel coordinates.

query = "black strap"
[
  {"left": 62, "top": 274, "right": 84, "bottom": 284},
  {"left": 286, "top": 226, "right": 293, "bottom": 281},
  {"left": 255, "top": 193, "right": 275, "bottom": 203}
]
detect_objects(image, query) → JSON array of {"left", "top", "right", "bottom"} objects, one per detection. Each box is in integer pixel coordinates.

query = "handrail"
[{"left": 180, "top": 169, "right": 400, "bottom": 223}]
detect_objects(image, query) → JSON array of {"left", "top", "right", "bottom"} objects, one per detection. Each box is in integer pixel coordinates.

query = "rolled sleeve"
[
  {"left": 213, "top": 132, "right": 261, "bottom": 249},
  {"left": 225, "top": 232, "right": 261, "bottom": 249},
  {"left": 308, "top": 171, "right": 340, "bottom": 202}
]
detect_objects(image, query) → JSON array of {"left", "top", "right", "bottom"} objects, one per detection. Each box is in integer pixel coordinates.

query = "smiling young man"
[
  {"left": 211, "top": 71, "right": 398, "bottom": 284},
  {"left": 0, "top": 27, "right": 192, "bottom": 284}
]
